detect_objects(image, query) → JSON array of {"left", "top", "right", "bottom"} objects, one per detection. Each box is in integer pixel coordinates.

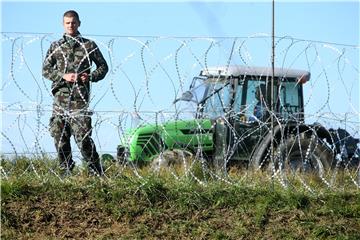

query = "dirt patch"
[{"left": 3, "top": 197, "right": 121, "bottom": 239}]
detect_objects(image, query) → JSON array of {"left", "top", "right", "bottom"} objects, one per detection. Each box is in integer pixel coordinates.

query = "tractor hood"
[{"left": 121, "top": 118, "right": 214, "bottom": 162}]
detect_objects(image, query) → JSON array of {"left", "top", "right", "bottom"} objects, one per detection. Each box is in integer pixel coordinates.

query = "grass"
[{"left": 1, "top": 156, "right": 360, "bottom": 239}]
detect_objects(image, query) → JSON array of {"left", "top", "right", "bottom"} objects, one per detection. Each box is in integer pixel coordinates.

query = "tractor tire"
[
  {"left": 252, "top": 134, "right": 334, "bottom": 187},
  {"left": 274, "top": 135, "right": 333, "bottom": 174},
  {"left": 275, "top": 135, "right": 334, "bottom": 188}
]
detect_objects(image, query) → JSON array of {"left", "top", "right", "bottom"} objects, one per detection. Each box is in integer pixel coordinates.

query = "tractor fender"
[
  {"left": 327, "top": 127, "right": 359, "bottom": 159},
  {"left": 306, "top": 123, "right": 359, "bottom": 158}
]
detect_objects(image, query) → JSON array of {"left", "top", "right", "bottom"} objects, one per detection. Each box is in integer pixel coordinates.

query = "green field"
[{"left": 1, "top": 157, "right": 360, "bottom": 239}]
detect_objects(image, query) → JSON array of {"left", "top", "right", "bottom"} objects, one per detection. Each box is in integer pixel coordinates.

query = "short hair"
[{"left": 63, "top": 10, "right": 80, "bottom": 22}]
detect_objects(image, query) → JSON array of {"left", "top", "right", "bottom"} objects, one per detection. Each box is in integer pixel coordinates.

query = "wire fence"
[{"left": 1, "top": 32, "right": 359, "bottom": 191}]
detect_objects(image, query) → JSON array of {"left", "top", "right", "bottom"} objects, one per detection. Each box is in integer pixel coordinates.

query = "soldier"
[{"left": 42, "top": 10, "right": 108, "bottom": 176}]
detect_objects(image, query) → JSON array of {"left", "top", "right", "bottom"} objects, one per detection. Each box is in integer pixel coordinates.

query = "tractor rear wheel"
[
  {"left": 253, "top": 134, "right": 334, "bottom": 188},
  {"left": 275, "top": 135, "right": 332, "bottom": 173}
]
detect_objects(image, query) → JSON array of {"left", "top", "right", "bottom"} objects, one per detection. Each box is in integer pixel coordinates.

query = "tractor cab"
[{"left": 176, "top": 65, "right": 310, "bottom": 122}]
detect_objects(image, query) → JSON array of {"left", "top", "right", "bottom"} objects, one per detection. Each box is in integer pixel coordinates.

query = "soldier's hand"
[
  {"left": 79, "top": 73, "right": 89, "bottom": 82},
  {"left": 63, "top": 73, "right": 78, "bottom": 83}
]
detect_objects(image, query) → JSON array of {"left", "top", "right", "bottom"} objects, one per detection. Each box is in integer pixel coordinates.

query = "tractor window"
[
  {"left": 245, "top": 81, "right": 259, "bottom": 116},
  {"left": 279, "top": 82, "right": 301, "bottom": 119},
  {"left": 191, "top": 81, "right": 207, "bottom": 103},
  {"left": 202, "top": 81, "right": 232, "bottom": 119},
  {"left": 233, "top": 83, "right": 243, "bottom": 114},
  {"left": 243, "top": 80, "right": 281, "bottom": 121},
  {"left": 244, "top": 81, "right": 269, "bottom": 121}
]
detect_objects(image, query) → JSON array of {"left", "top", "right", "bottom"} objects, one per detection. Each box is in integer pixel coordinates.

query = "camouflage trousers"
[{"left": 49, "top": 95, "right": 102, "bottom": 175}]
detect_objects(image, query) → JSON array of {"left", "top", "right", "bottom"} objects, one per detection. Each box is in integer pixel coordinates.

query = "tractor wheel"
[
  {"left": 276, "top": 135, "right": 334, "bottom": 188},
  {"left": 253, "top": 134, "right": 334, "bottom": 188},
  {"left": 275, "top": 135, "right": 332, "bottom": 173}
]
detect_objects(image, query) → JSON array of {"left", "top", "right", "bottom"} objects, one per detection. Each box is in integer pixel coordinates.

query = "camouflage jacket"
[{"left": 42, "top": 32, "right": 108, "bottom": 102}]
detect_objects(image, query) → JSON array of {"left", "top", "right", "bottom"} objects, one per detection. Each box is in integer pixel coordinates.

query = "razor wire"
[{"left": 1, "top": 32, "right": 359, "bottom": 192}]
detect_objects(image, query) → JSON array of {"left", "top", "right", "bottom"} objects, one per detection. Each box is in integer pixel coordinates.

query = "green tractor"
[{"left": 116, "top": 65, "right": 359, "bottom": 175}]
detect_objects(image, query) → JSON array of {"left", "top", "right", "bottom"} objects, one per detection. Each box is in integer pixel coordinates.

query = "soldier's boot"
[
  {"left": 83, "top": 144, "right": 103, "bottom": 176},
  {"left": 56, "top": 138, "right": 75, "bottom": 177},
  {"left": 88, "top": 159, "right": 104, "bottom": 177},
  {"left": 77, "top": 134, "right": 103, "bottom": 176}
]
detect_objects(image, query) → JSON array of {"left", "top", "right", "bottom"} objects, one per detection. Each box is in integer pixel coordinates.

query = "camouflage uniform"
[{"left": 43, "top": 32, "right": 108, "bottom": 175}]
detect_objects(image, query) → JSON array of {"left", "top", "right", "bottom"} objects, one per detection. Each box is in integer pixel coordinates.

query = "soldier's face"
[{"left": 63, "top": 16, "right": 80, "bottom": 36}]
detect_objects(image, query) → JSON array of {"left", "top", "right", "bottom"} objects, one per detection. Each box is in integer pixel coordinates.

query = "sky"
[
  {"left": 1, "top": 1, "right": 359, "bottom": 44},
  {"left": 1, "top": 0, "right": 359, "bottom": 155}
]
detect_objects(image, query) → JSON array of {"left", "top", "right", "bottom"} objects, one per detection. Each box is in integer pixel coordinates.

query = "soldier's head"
[{"left": 63, "top": 10, "right": 81, "bottom": 36}]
